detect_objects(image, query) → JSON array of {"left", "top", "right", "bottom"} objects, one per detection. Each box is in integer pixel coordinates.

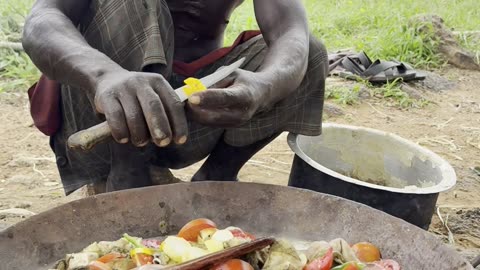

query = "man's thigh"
[{"left": 195, "top": 34, "right": 328, "bottom": 147}]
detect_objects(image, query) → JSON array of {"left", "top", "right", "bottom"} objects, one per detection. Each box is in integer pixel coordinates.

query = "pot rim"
[{"left": 287, "top": 123, "right": 457, "bottom": 195}]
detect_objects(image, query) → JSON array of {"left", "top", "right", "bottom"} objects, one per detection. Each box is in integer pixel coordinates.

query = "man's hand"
[
  {"left": 23, "top": 0, "right": 189, "bottom": 148},
  {"left": 95, "top": 71, "right": 188, "bottom": 147},
  {"left": 187, "top": 70, "right": 271, "bottom": 127}
]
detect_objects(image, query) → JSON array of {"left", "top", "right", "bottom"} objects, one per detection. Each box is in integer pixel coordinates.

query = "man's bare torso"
[{"left": 166, "top": 0, "right": 244, "bottom": 62}]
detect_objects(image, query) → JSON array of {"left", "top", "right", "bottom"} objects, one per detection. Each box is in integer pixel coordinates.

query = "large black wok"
[{"left": 0, "top": 182, "right": 473, "bottom": 269}]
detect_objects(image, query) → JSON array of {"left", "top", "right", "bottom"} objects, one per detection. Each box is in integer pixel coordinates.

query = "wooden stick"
[
  {"left": 138, "top": 237, "right": 275, "bottom": 270},
  {"left": 67, "top": 121, "right": 112, "bottom": 151}
]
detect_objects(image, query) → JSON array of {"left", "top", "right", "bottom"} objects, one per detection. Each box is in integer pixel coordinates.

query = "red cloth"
[
  {"left": 173, "top": 30, "right": 261, "bottom": 77},
  {"left": 28, "top": 30, "right": 262, "bottom": 136},
  {"left": 27, "top": 76, "right": 61, "bottom": 136}
]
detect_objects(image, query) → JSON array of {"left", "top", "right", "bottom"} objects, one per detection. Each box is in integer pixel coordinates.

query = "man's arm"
[
  {"left": 23, "top": 0, "right": 188, "bottom": 147},
  {"left": 187, "top": 0, "right": 310, "bottom": 126},
  {"left": 253, "top": 0, "right": 310, "bottom": 108},
  {"left": 23, "top": 0, "right": 119, "bottom": 93}
]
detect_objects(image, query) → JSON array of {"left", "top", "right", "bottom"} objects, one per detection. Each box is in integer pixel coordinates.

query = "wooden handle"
[
  {"left": 138, "top": 237, "right": 275, "bottom": 270},
  {"left": 67, "top": 121, "right": 112, "bottom": 151}
]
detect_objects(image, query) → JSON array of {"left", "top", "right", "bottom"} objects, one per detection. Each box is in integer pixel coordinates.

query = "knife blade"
[
  {"left": 174, "top": 58, "right": 245, "bottom": 101},
  {"left": 67, "top": 58, "right": 245, "bottom": 151}
]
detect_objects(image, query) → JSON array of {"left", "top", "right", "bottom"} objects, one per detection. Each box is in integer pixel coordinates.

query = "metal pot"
[
  {"left": 288, "top": 123, "right": 457, "bottom": 229},
  {"left": 0, "top": 182, "right": 472, "bottom": 269}
]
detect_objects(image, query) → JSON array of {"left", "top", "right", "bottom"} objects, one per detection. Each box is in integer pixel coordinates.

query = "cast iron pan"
[{"left": 0, "top": 182, "right": 474, "bottom": 269}]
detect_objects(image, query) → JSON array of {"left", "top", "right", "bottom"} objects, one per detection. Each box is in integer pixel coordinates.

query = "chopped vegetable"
[
  {"left": 303, "top": 247, "right": 334, "bottom": 270},
  {"left": 205, "top": 239, "right": 225, "bottom": 252},
  {"left": 130, "top": 248, "right": 154, "bottom": 266},
  {"left": 351, "top": 243, "right": 381, "bottom": 263},
  {"left": 198, "top": 228, "right": 218, "bottom": 243},
  {"left": 262, "top": 240, "right": 305, "bottom": 270},
  {"left": 55, "top": 219, "right": 401, "bottom": 270},
  {"left": 67, "top": 252, "right": 99, "bottom": 269},
  {"left": 109, "top": 259, "right": 137, "bottom": 270},
  {"left": 142, "top": 239, "right": 163, "bottom": 249},
  {"left": 97, "top": 253, "right": 125, "bottom": 264},
  {"left": 212, "top": 229, "right": 234, "bottom": 243},
  {"left": 88, "top": 261, "right": 111, "bottom": 270},
  {"left": 161, "top": 236, "right": 192, "bottom": 263},
  {"left": 210, "top": 259, "right": 254, "bottom": 270},
  {"left": 363, "top": 264, "right": 385, "bottom": 270},
  {"left": 329, "top": 239, "right": 359, "bottom": 264},
  {"left": 228, "top": 228, "right": 256, "bottom": 240},
  {"left": 122, "top": 234, "right": 144, "bottom": 249},
  {"left": 305, "top": 241, "right": 331, "bottom": 262},
  {"left": 331, "top": 262, "right": 366, "bottom": 270},
  {"left": 375, "top": 259, "right": 401, "bottom": 270},
  {"left": 178, "top": 218, "right": 217, "bottom": 242},
  {"left": 183, "top": 246, "right": 210, "bottom": 261}
]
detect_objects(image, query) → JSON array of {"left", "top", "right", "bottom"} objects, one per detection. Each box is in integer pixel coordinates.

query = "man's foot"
[{"left": 191, "top": 133, "right": 281, "bottom": 182}]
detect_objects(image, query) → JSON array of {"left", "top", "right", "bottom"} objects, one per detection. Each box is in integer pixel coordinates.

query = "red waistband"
[{"left": 173, "top": 30, "right": 261, "bottom": 77}]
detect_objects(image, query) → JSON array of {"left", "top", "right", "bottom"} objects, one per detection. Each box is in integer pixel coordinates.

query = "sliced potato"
[
  {"left": 204, "top": 239, "right": 225, "bottom": 253},
  {"left": 212, "top": 229, "right": 234, "bottom": 243},
  {"left": 161, "top": 236, "right": 191, "bottom": 263}
]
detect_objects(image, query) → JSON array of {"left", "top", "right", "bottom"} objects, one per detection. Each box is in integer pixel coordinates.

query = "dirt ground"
[{"left": 0, "top": 67, "right": 479, "bottom": 264}]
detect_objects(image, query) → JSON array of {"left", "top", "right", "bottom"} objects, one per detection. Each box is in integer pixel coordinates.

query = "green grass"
[
  {"left": 1, "top": 0, "right": 479, "bottom": 107},
  {"left": 0, "top": 0, "right": 38, "bottom": 92},
  {"left": 226, "top": 0, "right": 480, "bottom": 106},
  {"left": 227, "top": 0, "right": 480, "bottom": 69},
  {"left": 325, "top": 84, "right": 362, "bottom": 106}
]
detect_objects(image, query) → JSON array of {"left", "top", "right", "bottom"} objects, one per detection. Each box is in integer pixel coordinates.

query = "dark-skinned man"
[{"left": 23, "top": 0, "right": 328, "bottom": 194}]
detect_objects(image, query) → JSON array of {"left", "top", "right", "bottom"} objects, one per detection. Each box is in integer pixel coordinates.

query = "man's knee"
[{"left": 307, "top": 34, "right": 329, "bottom": 80}]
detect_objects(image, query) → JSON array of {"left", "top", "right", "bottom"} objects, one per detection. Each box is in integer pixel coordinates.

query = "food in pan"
[{"left": 52, "top": 218, "right": 401, "bottom": 270}]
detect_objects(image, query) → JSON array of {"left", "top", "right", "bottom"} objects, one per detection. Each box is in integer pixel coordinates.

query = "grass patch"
[
  {"left": 228, "top": 0, "right": 480, "bottom": 68},
  {"left": 326, "top": 78, "right": 429, "bottom": 108},
  {"left": 1, "top": 0, "right": 479, "bottom": 100},
  {"left": 372, "top": 79, "right": 416, "bottom": 108},
  {"left": 226, "top": 0, "right": 479, "bottom": 107},
  {"left": 0, "top": 0, "right": 38, "bottom": 92},
  {"left": 325, "top": 84, "right": 362, "bottom": 106}
]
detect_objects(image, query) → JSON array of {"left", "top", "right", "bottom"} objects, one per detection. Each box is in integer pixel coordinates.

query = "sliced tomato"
[
  {"left": 88, "top": 261, "right": 112, "bottom": 270},
  {"left": 178, "top": 218, "right": 217, "bottom": 242},
  {"left": 136, "top": 254, "right": 154, "bottom": 265},
  {"left": 303, "top": 247, "right": 334, "bottom": 270},
  {"left": 130, "top": 248, "right": 154, "bottom": 266},
  {"left": 228, "top": 228, "right": 255, "bottom": 240},
  {"left": 352, "top": 242, "right": 381, "bottom": 263},
  {"left": 96, "top": 253, "right": 125, "bottom": 263},
  {"left": 210, "top": 259, "right": 254, "bottom": 270},
  {"left": 244, "top": 232, "right": 256, "bottom": 240}
]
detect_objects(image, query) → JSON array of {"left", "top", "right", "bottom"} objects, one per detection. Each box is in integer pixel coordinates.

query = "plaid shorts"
[{"left": 51, "top": 0, "right": 328, "bottom": 194}]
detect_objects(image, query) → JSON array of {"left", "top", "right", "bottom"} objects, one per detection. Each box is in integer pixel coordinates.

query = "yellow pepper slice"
[
  {"left": 130, "top": 247, "right": 154, "bottom": 258},
  {"left": 183, "top": 77, "right": 207, "bottom": 97}
]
